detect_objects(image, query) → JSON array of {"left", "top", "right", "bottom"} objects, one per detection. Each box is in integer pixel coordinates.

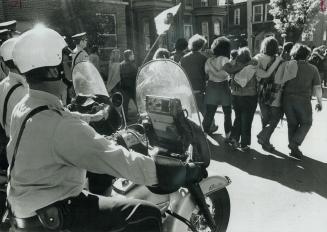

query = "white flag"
[{"left": 154, "top": 3, "right": 181, "bottom": 35}]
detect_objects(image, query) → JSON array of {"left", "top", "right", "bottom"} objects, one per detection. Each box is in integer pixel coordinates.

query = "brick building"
[
  {"left": 0, "top": 0, "right": 129, "bottom": 75},
  {"left": 228, "top": 0, "right": 276, "bottom": 53},
  {"left": 127, "top": 0, "right": 230, "bottom": 63}
]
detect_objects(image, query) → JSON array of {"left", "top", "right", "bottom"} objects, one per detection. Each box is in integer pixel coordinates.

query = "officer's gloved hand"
[
  {"left": 185, "top": 162, "right": 207, "bottom": 185},
  {"left": 90, "top": 104, "right": 109, "bottom": 122}
]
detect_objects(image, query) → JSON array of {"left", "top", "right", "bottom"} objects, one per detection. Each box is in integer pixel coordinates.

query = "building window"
[
  {"left": 96, "top": 13, "right": 117, "bottom": 60},
  {"left": 184, "top": 24, "right": 193, "bottom": 40},
  {"left": 201, "top": 0, "right": 208, "bottom": 7},
  {"left": 143, "top": 19, "right": 151, "bottom": 51},
  {"left": 253, "top": 4, "right": 263, "bottom": 23},
  {"left": 265, "top": 4, "right": 274, "bottom": 21},
  {"left": 234, "top": 8, "right": 240, "bottom": 25},
  {"left": 185, "top": 0, "right": 192, "bottom": 6},
  {"left": 214, "top": 21, "right": 220, "bottom": 36},
  {"left": 201, "top": 21, "right": 209, "bottom": 43},
  {"left": 324, "top": 30, "right": 327, "bottom": 41}
]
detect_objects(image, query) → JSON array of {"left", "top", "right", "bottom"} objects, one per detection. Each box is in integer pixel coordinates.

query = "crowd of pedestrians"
[
  {"left": 60, "top": 31, "right": 324, "bottom": 161},
  {"left": 170, "top": 34, "right": 323, "bottom": 160}
]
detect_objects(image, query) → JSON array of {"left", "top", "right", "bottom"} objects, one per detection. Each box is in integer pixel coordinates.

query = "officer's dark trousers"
[
  {"left": 12, "top": 192, "right": 162, "bottom": 232},
  {"left": 257, "top": 106, "right": 283, "bottom": 144},
  {"left": 282, "top": 95, "right": 312, "bottom": 147},
  {"left": 121, "top": 88, "right": 136, "bottom": 119},
  {"left": 202, "top": 104, "right": 232, "bottom": 135},
  {"left": 230, "top": 95, "right": 257, "bottom": 147}
]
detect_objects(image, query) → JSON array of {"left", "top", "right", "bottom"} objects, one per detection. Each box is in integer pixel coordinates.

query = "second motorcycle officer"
[{"left": 7, "top": 27, "right": 202, "bottom": 232}]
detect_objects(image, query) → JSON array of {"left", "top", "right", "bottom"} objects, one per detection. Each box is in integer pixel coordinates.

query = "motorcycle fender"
[{"left": 164, "top": 175, "right": 231, "bottom": 232}]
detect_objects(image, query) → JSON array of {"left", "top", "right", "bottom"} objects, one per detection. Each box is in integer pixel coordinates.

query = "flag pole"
[{"left": 142, "top": 34, "right": 163, "bottom": 66}]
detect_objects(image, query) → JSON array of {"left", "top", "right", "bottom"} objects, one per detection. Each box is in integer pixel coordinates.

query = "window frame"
[
  {"left": 143, "top": 19, "right": 151, "bottom": 52},
  {"left": 253, "top": 4, "right": 263, "bottom": 23},
  {"left": 234, "top": 8, "right": 240, "bottom": 25},
  {"left": 213, "top": 21, "right": 221, "bottom": 36},
  {"left": 95, "top": 13, "right": 117, "bottom": 60},
  {"left": 184, "top": 24, "right": 193, "bottom": 40},
  {"left": 201, "top": 21, "right": 209, "bottom": 43},
  {"left": 201, "top": 0, "right": 208, "bottom": 7}
]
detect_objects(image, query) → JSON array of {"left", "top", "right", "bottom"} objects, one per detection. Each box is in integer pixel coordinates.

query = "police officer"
[
  {"left": 0, "top": 37, "right": 26, "bottom": 225},
  {"left": 0, "top": 29, "right": 11, "bottom": 81},
  {"left": 0, "top": 20, "right": 19, "bottom": 81},
  {"left": 0, "top": 37, "right": 27, "bottom": 160},
  {"left": 8, "top": 27, "right": 202, "bottom": 232},
  {"left": 0, "top": 20, "right": 18, "bottom": 37},
  {"left": 0, "top": 37, "right": 27, "bottom": 133},
  {"left": 0, "top": 36, "right": 108, "bottom": 227},
  {"left": 71, "top": 32, "right": 89, "bottom": 69}
]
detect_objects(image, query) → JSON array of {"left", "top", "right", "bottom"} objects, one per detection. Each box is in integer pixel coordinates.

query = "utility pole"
[
  {"left": 247, "top": 0, "right": 253, "bottom": 52},
  {"left": 226, "top": 0, "right": 230, "bottom": 35},
  {"left": 179, "top": 0, "right": 185, "bottom": 39}
]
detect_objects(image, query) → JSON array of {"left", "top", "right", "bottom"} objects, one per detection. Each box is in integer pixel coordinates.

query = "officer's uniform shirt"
[
  {"left": 0, "top": 60, "right": 9, "bottom": 81},
  {"left": 71, "top": 46, "right": 89, "bottom": 68},
  {"left": 0, "top": 72, "right": 27, "bottom": 135},
  {"left": 7, "top": 89, "right": 158, "bottom": 218}
]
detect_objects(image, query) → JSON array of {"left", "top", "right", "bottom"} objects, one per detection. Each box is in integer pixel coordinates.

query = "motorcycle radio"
[{"left": 145, "top": 95, "right": 184, "bottom": 151}]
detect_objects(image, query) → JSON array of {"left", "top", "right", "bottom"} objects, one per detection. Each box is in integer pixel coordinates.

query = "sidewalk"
[{"left": 210, "top": 100, "right": 327, "bottom": 232}]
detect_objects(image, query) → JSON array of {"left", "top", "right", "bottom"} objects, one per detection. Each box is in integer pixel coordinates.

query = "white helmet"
[
  {"left": 13, "top": 27, "right": 67, "bottom": 73},
  {"left": 0, "top": 37, "right": 18, "bottom": 61}
]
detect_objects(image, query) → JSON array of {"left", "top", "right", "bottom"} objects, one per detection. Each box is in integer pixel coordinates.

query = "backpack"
[{"left": 257, "top": 58, "right": 281, "bottom": 106}]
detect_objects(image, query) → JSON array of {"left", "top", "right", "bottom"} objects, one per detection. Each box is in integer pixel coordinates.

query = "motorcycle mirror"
[
  {"left": 111, "top": 92, "right": 123, "bottom": 108},
  {"left": 111, "top": 92, "right": 127, "bottom": 129}
]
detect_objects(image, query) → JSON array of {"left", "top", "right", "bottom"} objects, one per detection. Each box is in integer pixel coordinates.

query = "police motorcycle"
[{"left": 108, "top": 59, "right": 231, "bottom": 232}]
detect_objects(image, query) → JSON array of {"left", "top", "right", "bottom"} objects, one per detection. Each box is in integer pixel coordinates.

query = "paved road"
[{"left": 207, "top": 99, "right": 327, "bottom": 232}]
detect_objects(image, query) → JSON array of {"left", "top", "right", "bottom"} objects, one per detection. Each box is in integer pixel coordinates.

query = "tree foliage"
[{"left": 269, "top": 0, "right": 320, "bottom": 42}]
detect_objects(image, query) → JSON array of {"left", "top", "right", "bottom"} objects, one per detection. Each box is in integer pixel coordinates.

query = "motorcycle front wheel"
[{"left": 188, "top": 187, "right": 230, "bottom": 232}]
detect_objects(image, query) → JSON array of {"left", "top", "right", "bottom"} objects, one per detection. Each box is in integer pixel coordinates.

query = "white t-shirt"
[{"left": 205, "top": 56, "right": 229, "bottom": 82}]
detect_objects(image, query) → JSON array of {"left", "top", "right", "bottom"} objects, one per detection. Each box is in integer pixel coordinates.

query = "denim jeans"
[
  {"left": 230, "top": 95, "right": 257, "bottom": 147},
  {"left": 202, "top": 104, "right": 232, "bottom": 135},
  {"left": 283, "top": 95, "right": 312, "bottom": 147},
  {"left": 257, "top": 106, "right": 283, "bottom": 144}
]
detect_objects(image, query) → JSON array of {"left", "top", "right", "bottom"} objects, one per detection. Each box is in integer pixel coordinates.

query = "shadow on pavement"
[{"left": 209, "top": 134, "right": 327, "bottom": 199}]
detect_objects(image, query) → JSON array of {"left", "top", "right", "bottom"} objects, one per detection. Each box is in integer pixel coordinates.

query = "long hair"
[
  {"left": 210, "top": 36, "right": 231, "bottom": 58},
  {"left": 260, "top": 36, "right": 279, "bottom": 56},
  {"left": 236, "top": 47, "right": 252, "bottom": 64},
  {"left": 290, "top": 43, "right": 311, "bottom": 61}
]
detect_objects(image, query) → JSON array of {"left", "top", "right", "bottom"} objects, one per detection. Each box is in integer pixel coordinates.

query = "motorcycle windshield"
[
  {"left": 136, "top": 59, "right": 200, "bottom": 123},
  {"left": 136, "top": 60, "right": 210, "bottom": 166},
  {"left": 72, "top": 61, "right": 109, "bottom": 97}
]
